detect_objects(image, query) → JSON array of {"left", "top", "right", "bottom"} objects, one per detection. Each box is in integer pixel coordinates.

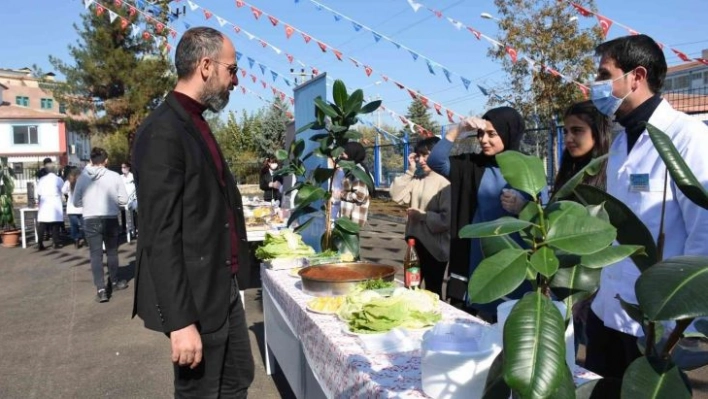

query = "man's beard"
[{"left": 200, "top": 74, "right": 230, "bottom": 112}]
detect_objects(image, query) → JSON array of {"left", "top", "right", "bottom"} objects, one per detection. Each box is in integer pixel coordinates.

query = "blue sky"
[{"left": 2, "top": 0, "right": 707, "bottom": 129}]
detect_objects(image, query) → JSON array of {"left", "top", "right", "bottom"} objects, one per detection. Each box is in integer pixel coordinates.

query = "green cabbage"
[
  {"left": 255, "top": 229, "right": 315, "bottom": 260},
  {"left": 344, "top": 288, "right": 442, "bottom": 333}
]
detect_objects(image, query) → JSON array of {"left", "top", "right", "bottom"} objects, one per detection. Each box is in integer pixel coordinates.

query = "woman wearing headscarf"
[{"left": 427, "top": 106, "right": 537, "bottom": 321}]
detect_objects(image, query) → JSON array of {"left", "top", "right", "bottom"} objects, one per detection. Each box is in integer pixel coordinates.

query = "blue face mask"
[{"left": 589, "top": 70, "right": 633, "bottom": 117}]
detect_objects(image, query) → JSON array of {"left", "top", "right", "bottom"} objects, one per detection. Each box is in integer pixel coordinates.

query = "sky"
[{"left": 2, "top": 0, "right": 707, "bottom": 131}]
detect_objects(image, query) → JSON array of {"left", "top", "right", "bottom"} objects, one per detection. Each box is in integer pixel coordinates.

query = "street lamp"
[{"left": 480, "top": 12, "right": 500, "bottom": 22}]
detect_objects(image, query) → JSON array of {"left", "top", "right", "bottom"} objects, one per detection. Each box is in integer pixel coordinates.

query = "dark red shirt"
[{"left": 173, "top": 91, "right": 239, "bottom": 274}]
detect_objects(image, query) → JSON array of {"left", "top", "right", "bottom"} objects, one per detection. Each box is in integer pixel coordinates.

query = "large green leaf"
[
  {"left": 459, "top": 217, "right": 535, "bottom": 239},
  {"left": 333, "top": 80, "right": 347, "bottom": 110},
  {"left": 586, "top": 203, "right": 610, "bottom": 223},
  {"left": 481, "top": 235, "right": 522, "bottom": 258},
  {"left": 550, "top": 265, "right": 601, "bottom": 319},
  {"left": 573, "top": 184, "right": 658, "bottom": 272},
  {"left": 342, "top": 163, "right": 374, "bottom": 193},
  {"left": 636, "top": 256, "right": 708, "bottom": 321},
  {"left": 550, "top": 154, "right": 608, "bottom": 202},
  {"left": 468, "top": 248, "right": 528, "bottom": 304},
  {"left": 580, "top": 245, "right": 646, "bottom": 269},
  {"left": 344, "top": 89, "right": 364, "bottom": 115},
  {"left": 331, "top": 226, "right": 359, "bottom": 258},
  {"left": 314, "top": 97, "right": 339, "bottom": 118},
  {"left": 621, "top": 357, "right": 691, "bottom": 399},
  {"left": 360, "top": 99, "right": 382, "bottom": 114},
  {"left": 647, "top": 123, "right": 708, "bottom": 210},
  {"left": 295, "top": 121, "right": 317, "bottom": 135},
  {"left": 287, "top": 205, "right": 318, "bottom": 227},
  {"left": 576, "top": 378, "right": 622, "bottom": 399},
  {"left": 546, "top": 200, "right": 588, "bottom": 228},
  {"left": 496, "top": 151, "right": 547, "bottom": 200},
  {"left": 529, "top": 246, "right": 559, "bottom": 278},
  {"left": 334, "top": 217, "right": 360, "bottom": 235},
  {"left": 295, "top": 185, "right": 327, "bottom": 207},
  {"left": 617, "top": 295, "right": 646, "bottom": 326},
  {"left": 545, "top": 214, "right": 616, "bottom": 255},
  {"left": 313, "top": 167, "right": 335, "bottom": 184},
  {"left": 293, "top": 217, "right": 315, "bottom": 234},
  {"left": 503, "top": 292, "right": 566, "bottom": 399},
  {"left": 276, "top": 149, "right": 289, "bottom": 161}
]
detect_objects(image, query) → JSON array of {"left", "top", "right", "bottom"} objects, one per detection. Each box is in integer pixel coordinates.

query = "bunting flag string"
[
  {"left": 83, "top": 0, "right": 174, "bottom": 50},
  {"left": 238, "top": 85, "right": 294, "bottom": 120},
  {"left": 181, "top": 0, "right": 472, "bottom": 122},
  {"left": 109, "top": 0, "right": 179, "bottom": 40},
  {"left": 560, "top": 1, "right": 707, "bottom": 64},
  {"left": 294, "top": 0, "right": 482, "bottom": 92},
  {"left": 403, "top": 0, "right": 590, "bottom": 97}
]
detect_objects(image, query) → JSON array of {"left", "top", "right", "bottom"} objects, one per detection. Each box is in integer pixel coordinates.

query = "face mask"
[
  {"left": 269, "top": 163, "right": 278, "bottom": 170},
  {"left": 590, "top": 70, "right": 634, "bottom": 117}
]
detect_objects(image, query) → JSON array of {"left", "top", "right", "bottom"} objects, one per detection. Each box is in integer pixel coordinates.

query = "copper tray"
[{"left": 298, "top": 262, "right": 396, "bottom": 297}]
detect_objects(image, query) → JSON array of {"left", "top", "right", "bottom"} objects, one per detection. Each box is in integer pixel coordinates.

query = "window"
[
  {"left": 59, "top": 103, "right": 66, "bottom": 114},
  {"left": 704, "top": 72, "right": 708, "bottom": 85},
  {"left": 12, "top": 125, "right": 39, "bottom": 145},
  {"left": 41, "top": 98, "right": 53, "bottom": 109},
  {"left": 664, "top": 78, "right": 673, "bottom": 91},
  {"left": 15, "top": 96, "right": 29, "bottom": 106},
  {"left": 675, "top": 75, "right": 690, "bottom": 89}
]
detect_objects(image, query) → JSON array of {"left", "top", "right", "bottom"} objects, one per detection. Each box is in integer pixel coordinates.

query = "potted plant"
[
  {"left": 276, "top": 79, "right": 380, "bottom": 259},
  {"left": 0, "top": 157, "right": 20, "bottom": 247},
  {"left": 463, "top": 123, "right": 708, "bottom": 398}
]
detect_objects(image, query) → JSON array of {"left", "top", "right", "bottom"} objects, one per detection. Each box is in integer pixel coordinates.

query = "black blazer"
[
  {"left": 131, "top": 92, "right": 250, "bottom": 334},
  {"left": 259, "top": 169, "right": 283, "bottom": 202}
]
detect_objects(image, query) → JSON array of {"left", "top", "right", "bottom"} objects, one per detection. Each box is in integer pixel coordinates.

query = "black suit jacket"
[{"left": 131, "top": 92, "right": 250, "bottom": 334}]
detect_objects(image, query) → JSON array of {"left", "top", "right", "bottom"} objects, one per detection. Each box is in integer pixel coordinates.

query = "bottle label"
[{"left": 405, "top": 266, "right": 421, "bottom": 288}]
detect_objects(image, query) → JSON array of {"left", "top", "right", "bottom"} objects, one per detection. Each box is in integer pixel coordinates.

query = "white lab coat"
[
  {"left": 592, "top": 100, "right": 708, "bottom": 336},
  {"left": 37, "top": 173, "right": 64, "bottom": 223}
]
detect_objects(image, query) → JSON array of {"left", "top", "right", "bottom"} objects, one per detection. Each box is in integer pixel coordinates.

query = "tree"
[
  {"left": 487, "top": 0, "right": 602, "bottom": 128},
  {"left": 46, "top": 2, "right": 175, "bottom": 156},
  {"left": 404, "top": 96, "right": 440, "bottom": 142},
  {"left": 212, "top": 110, "right": 262, "bottom": 184},
  {"left": 255, "top": 96, "right": 290, "bottom": 159},
  {"left": 359, "top": 125, "right": 404, "bottom": 183}
]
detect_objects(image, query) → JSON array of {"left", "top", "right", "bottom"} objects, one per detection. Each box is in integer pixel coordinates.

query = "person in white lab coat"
[
  {"left": 585, "top": 34, "right": 708, "bottom": 379},
  {"left": 36, "top": 162, "right": 65, "bottom": 250}
]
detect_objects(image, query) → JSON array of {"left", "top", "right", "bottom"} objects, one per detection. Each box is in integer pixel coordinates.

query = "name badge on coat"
[{"left": 629, "top": 173, "right": 650, "bottom": 192}]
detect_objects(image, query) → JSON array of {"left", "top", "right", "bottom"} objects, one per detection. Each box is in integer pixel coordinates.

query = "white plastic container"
[
  {"left": 421, "top": 322, "right": 501, "bottom": 399},
  {"left": 496, "top": 299, "right": 575, "bottom": 369}
]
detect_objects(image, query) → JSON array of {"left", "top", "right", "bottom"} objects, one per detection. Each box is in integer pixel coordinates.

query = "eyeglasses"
[{"left": 211, "top": 59, "right": 239, "bottom": 76}]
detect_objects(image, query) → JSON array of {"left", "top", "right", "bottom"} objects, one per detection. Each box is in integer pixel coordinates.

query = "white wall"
[
  {"left": 67, "top": 130, "right": 91, "bottom": 166},
  {"left": 0, "top": 120, "right": 61, "bottom": 155}
]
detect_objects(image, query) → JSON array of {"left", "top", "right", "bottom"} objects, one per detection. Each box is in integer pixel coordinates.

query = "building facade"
[
  {"left": 0, "top": 67, "right": 91, "bottom": 193},
  {"left": 664, "top": 50, "right": 708, "bottom": 122}
]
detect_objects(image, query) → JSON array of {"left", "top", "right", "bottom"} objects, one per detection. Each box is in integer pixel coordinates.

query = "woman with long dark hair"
[{"left": 259, "top": 157, "right": 283, "bottom": 203}]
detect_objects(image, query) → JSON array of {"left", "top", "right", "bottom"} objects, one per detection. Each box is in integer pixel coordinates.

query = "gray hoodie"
[{"left": 73, "top": 165, "right": 128, "bottom": 218}]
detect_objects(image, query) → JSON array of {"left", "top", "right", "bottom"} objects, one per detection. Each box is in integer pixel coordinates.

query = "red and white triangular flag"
[
  {"left": 262, "top": 80, "right": 268, "bottom": 89},
  {"left": 241, "top": 69, "right": 247, "bottom": 78},
  {"left": 333, "top": 50, "right": 343, "bottom": 61},
  {"left": 233, "top": 25, "right": 241, "bottom": 34},
  {"left": 284, "top": 25, "right": 294, "bottom": 39},
  {"left": 142, "top": 31, "right": 152, "bottom": 41},
  {"left": 120, "top": 17, "right": 129, "bottom": 30},
  {"left": 302, "top": 33, "right": 311, "bottom": 43},
  {"left": 506, "top": 47, "right": 518, "bottom": 63},
  {"left": 95, "top": 4, "right": 105, "bottom": 16},
  {"left": 251, "top": 7, "right": 263, "bottom": 20},
  {"left": 381, "top": 75, "right": 389, "bottom": 82},
  {"left": 312, "top": 68, "right": 319, "bottom": 76},
  {"left": 268, "top": 16, "right": 279, "bottom": 26},
  {"left": 628, "top": 29, "right": 640, "bottom": 36},
  {"left": 114, "top": 0, "right": 122, "bottom": 7},
  {"left": 317, "top": 41, "right": 327, "bottom": 52},
  {"left": 259, "top": 40, "right": 268, "bottom": 48},
  {"left": 596, "top": 15, "right": 613, "bottom": 38},
  {"left": 155, "top": 23, "right": 165, "bottom": 34},
  {"left": 286, "top": 53, "right": 294, "bottom": 63},
  {"left": 394, "top": 81, "right": 404, "bottom": 89},
  {"left": 203, "top": 9, "right": 212, "bottom": 19},
  {"left": 571, "top": 3, "right": 593, "bottom": 17},
  {"left": 407, "top": 89, "right": 417, "bottom": 99},
  {"left": 672, "top": 49, "right": 691, "bottom": 62},
  {"left": 349, "top": 57, "right": 359, "bottom": 67},
  {"left": 446, "top": 109, "right": 455, "bottom": 124},
  {"left": 434, "top": 103, "right": 442, "bottom": 116},
  {"left": 696, "top": 58, "right": 708, "bottom": 66},
  {"left": 128, "top": 5, "right": 137, "bottom": 17},
  {"left": 577, "top": 83, "right": 589, "bottom": 99},
  {"left": 419, "top": 96, "right": 429, "bottom": 108},
  {"left": 467, "top": 27, "right": 481, "bottom": 40},
  {"left": 251, "top": 74, "right": 257, "bottom": 83},
  {"left": 364, "top": 66, "right": 373, "bottom": 77},
  {"left": 235, "top": 0, "right": 244, "bottom": 8}
]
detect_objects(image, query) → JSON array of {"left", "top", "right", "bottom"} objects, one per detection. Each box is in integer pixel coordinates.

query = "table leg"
[{"left": 21, "top": 210, "right": 27, "bottom": 249}]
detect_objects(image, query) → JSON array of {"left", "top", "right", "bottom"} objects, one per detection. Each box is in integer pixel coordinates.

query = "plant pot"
[{"left": 1, "top": 229, "right": 21, "bottom": 248}]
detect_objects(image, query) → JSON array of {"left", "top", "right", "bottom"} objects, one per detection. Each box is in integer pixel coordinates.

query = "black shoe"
[
  {"left": 95, "top": 289, "right": 109, "bottom": 303},
  {"left": 112, "top": 280, "right": 129, "bottom": 291},
  {"left": 37, "top": 245, "right": 46, "bottom": 251}
]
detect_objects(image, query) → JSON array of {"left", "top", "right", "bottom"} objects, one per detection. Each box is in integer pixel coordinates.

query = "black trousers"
[
  {"left": 413, "top": 238, "right": 447, "bottom": 298},
  {"left": 174, "top": 276, "right": 254, "bottom": 398},
  {"left": 37, "top": 222, "right": 60, "bottom": 247},
  {"left": 584, "top": 309, "right": 642, "bottom": 380}
]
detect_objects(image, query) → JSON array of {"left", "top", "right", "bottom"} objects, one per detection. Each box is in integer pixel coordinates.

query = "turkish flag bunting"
[
  {"left": 317, "top": 41, "right": 327, "bottom": 52},
  {"left": 657, "top": 42, "right": 664, "bottom": 50},
  {"left": 241, "top": 69, "right": 247, "bottom": 77},
  {"left": 96, "top": 5, "right": 105, "bottom": 16},
  {"left": 407, "top": 89, "right": 417, "bottom": 100},
  {"left": 506, "top": 47, "right": 518, "bottom": 63},
  {"left": 571, "top": 3, "right": 593, "bottom": 17},
  {"left": 381, "top": 75, "right": 389, "bottom": 82},
  {"left": 434, "top": 103, "right": 442, "bottom": 115},
  {"left": 302, "top": 33, "right": 311, "bottom": 43},
  {"left": 251, "top": 7, "right": 263, "bottom": 20},
  {"left": 420, "top": 96, "right": 429, "bottom": 108},
  {"left": 547, "top": 67, "right": 562, "bottom": 78},
  {"left": 120, "top": 18, "right": 129, "bottom": 30},
  {"left": 128, "top": 6, "right": 136, "bottom": 17},
  {"left": 394, "top": 81, "right": 404, "bottom": 89},
  {"left": 241, "top": 86, "right": 246, "bottom": 94},
  {"left": 285, "top": 25, "right": 294, "bottom": 39},
  {"left": 286, "top": 53, "right": 294, "bottom": 63},
  {"left": 166, "top": 44, "right": 172, "bottom": 52},
  {"left": 446, "top": 109, "right": 455, "bottom": 124},
  {"left": 312, "top": 68, "right": 319, "bottom": 76},
  {"left": 290, "top": 98, "right": 295, "bottom": 105},
  {"left": 233, "top": 25, "right": 241, "bottom": 34},
  {"left": 259, "top": 40, "right": 267, "bottom": 48},
  {"left": 269, "top": 16, "right": 279, "bottom": 26},
  {"left": 349, "top": 58, "right": 359, "bottom": 67},
  {"left": 203, "top": 9, "right": 212, "bottom": 19},
  {"left": 672, "top": 49, "right": 691, "bottom": 62},
  {"left": 333, "top": 50, "right": 343, "bottom": 61},
  {"left": 114, "top": 0, "right": 122, "bottom": 7},
  {"left": 279, "top": 92, "right": 286, "bottom": 101},
  {"left": 400, "top": 116, "right": 408, "bottom": 124},
  {"left": 272, "top": 87, "right": 277, "bottom": 95},
  {"left": 251, "top": 74, "right": 257, "bottom": 83},
  {"left": 596, "top": 15, "right": 613, "bottom": 38},
  {"left": 235, "top": 0, "right": 244, "bottom": 7},
  {"left": 433, "top": 9, "right": 442, "bottom": 18},
  {"left": 467, "top": 27, "right": 481, "bottom": 40},
  {"left": 263, "top": 81, "right": 268, "bottom": 89},
  {"left": 696, "top": 58, "right": 708, "bottom": 66},
  {"left": 170, "top": 29, "right": 177, "bottom": 38},
  {"left": 628, "top": 29, "right": 640, "bottom": 35},
  {"left": 142, "top": 31, "right": 151, "bottom": 41},
  {"left": 364, "top": 66, "right": 373, "bottom": 77},
  {"left": 155, "top": 23, "right": 165, "bottom": 34},
  {"left": 577, "top": 84, "right": 589, "bottom": 99}
]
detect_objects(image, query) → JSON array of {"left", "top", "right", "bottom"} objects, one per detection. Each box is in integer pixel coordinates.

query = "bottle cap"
[{"left": 407, "top": 238, "right": 415, "bottom": 246}]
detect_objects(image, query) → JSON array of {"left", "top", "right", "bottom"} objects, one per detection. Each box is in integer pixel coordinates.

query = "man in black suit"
[{"left": 132, "top": 27, "right": 254, "bottom": 398}]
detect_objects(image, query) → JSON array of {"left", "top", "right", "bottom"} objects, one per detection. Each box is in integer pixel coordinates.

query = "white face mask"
[
  {"left": 589, "top": 70, "right": 634, "bottom": 117},
  {"left": 269, "top": 163, "right": 278, "bottom": 170}
]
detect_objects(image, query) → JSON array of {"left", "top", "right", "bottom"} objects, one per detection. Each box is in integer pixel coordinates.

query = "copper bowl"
[{"left": 298, "top": 262, "right": 396, "bottom": 297}]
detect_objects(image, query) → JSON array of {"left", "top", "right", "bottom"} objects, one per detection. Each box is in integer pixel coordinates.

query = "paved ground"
[{"left": 1, "top": 215, "right": 707, "bottom": 398}]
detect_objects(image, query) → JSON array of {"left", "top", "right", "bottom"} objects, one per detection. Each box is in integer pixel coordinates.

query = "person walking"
[
  {"left": 36, "top": 161, "right": 64, "bottom": 250},
  {"left": 62, "top": 167, "right": 85, "bottom": 249}
]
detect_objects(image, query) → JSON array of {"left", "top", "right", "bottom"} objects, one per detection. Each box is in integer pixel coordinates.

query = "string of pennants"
[
  {"left": 78, "top": 0, "right": 439, "bottom": 136},
  {"left": 83, "top": 0, "right": 177, "bottom": 50},
  {"left": 179, "top": 0, "right": 472, "bottom": 123},
  {"left": 559, "top": 1, "right": 708, "bottom": 65},
  {"left": 237, "top": 86, "right": 294, "bottom": 120},
  {"left": 403, "top": 0, "right": 591, "bottom": 98}
]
